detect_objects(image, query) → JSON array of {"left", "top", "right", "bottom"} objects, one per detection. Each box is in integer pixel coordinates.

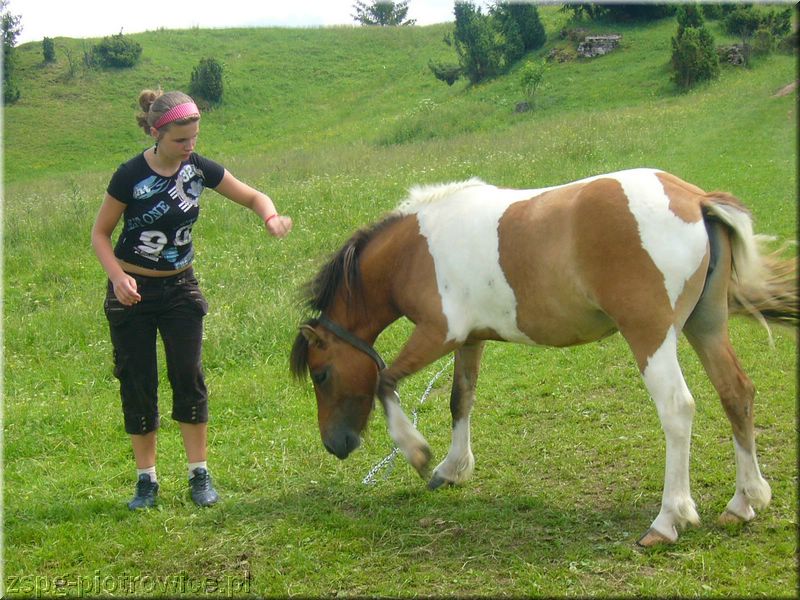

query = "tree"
[
  {"left": 42, "top": 36, "right": 56, "bottom": 63},
  {"left": 452, "top": 2, "right": 504, "bottom": 83},
  {"left": 2, "top": 0, "right": 22, "bottom": 104},
  {"left": 671, "top": 6, "right": 719, "bottom": 90},
  {"left": 675, "top": 3, "right": 703, "bottom": 37},
  {"left": 561, "top": 3, "right": 674, "bottom": 22},
  {"left": 724, "top": 6, "right": 761, "bottom": 64},
  {"left": 491, "top": 2, "right": 546, "bottom": 64},
  {"left": 352, "top": 1, "right": 416, "bottom": 26},
  {"left": 432, "top": 2, "right": 548, "bottom": 86},
  {"left": 559, "top": 3, "right": 605, "bottom": 21}
]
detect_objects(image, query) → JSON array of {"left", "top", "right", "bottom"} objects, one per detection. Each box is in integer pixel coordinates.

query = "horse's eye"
[{"left": 312, "top": 368, "right": 330, "bottom": 385}]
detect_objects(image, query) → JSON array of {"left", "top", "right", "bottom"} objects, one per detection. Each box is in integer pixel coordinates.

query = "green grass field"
[{"left": 3, "top": 9, "right": 797, "bottom": 597}]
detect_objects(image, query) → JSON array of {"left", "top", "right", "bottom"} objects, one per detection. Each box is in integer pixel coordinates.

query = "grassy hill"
[{"left": 4, "top": 8, "right": 797, "bottom": 598}]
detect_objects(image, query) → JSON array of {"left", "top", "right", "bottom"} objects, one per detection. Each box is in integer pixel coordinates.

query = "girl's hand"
[
  {"left": 265, "top": 214, "right": 293, "bottom": 238},
  {"left": 112, "top": 274, "right": 142, "bottom": 306}
]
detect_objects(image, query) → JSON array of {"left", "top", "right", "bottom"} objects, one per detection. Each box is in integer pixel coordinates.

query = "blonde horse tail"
[{"left": 702, "top": 192, "right": 798, "bottom": 337}]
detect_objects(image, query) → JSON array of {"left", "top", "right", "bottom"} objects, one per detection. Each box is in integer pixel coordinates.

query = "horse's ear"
[{"left": 300, "top": 324, "right": 327, "bottom": 349}]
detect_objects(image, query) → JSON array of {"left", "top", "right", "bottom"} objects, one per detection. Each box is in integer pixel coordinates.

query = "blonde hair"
[{"left": 136, "top": 89, "right": 200, "bottom": 134}]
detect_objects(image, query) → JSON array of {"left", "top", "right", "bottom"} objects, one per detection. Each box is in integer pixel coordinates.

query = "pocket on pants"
[
  {"left": 104, "top": 293, "right": 135, "bottom": 326},
  {"left": 181, "top": 279, "right": 209, "bottom": 317}
]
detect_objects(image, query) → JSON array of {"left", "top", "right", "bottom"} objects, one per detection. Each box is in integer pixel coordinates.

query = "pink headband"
[{"left": 153, "top": 102, "right": 200, "bottom": 129}]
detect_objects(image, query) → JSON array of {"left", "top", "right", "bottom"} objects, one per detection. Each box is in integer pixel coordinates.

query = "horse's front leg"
[
  {"left": 377, "top": 325, "right": 456, "bottom": 480},
  {"left": 429, "top": 341, "right": 485, "bottom": 490}
]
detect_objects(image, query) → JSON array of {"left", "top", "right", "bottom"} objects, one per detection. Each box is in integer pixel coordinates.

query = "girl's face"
[{"left": 152, "top": 120, "right": 200, "bottom": 161}]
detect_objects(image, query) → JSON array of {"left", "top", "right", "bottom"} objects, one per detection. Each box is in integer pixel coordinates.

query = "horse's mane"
[
  {"left": 291, "top": 178, "right": 489, "bottom": 379},
  {"left": 290, "top": 213, "right": 405, "bottom": 379},
  {"left": 396, "top": 178, "right": 487, "bottom": 214}
]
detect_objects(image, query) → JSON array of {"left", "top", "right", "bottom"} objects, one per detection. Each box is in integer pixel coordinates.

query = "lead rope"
[{"left": 362, "top": 355, "right": 455, "bottom": 485}]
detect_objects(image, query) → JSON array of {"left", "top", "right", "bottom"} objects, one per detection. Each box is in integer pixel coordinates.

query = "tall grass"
[{"left": 4, "top": 10, "right": 797, "bottom": 598}]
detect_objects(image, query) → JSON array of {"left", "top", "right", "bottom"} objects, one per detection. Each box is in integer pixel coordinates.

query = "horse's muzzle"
[{"left": 323, "top": 429, "right": 361, "bottom": 459}]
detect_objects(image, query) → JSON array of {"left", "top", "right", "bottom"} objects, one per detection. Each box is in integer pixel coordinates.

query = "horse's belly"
[{"left": 515, "top": 305, "right": 618, "bottom": 347}]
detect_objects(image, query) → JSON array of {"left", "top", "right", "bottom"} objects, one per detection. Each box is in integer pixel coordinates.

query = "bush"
[
  {"left": 700, "top": 3, "right": 739, "bottom": 21},
  {"left": 723, "top": 6, "right": 791, "bottom": 64},
  {"left": 93, "top": 33, "right": 142, "bottom": 68},
  {"left": 444, "top": 1, "right": 546, "bottom": 85},
  {"left": 42, "top": 37, "right": 55, "bottom": 63},
  {"left": 671, "top": 24, "right": 719, "bottom": 90},
  {"left": 452, "top": 2, "right": 505, "bottom": 83},
  {"left": 428, "top": 60, "right": 462, "bottom": 86},
  {"left": 491, "top": 3, "right": 546, "bottom": 64},
  {"left": 752, "top": 26, "right": 776, "bottom": 56},
  {"left": 561, "top": 3, "right": 675, "bottom": 22},
  {"left": 519, "top": 58, "right": 547, "bottom": 107},
  {"left": 724, "top": 6, "right": 761, "bottom": 42},
  {"left": 604, "top": 4, "right": 675, "bottom": 21},
  {"left": 189, "top": 57, "right": 224, "bottom": 104},
  {"left": 675, "top": 3, "right": 703, "bottom": 36}
]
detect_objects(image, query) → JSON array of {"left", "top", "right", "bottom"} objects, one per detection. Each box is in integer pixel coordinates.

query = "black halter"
[{"left": 317, "top": 315, "right": 387, "bottom": 371}]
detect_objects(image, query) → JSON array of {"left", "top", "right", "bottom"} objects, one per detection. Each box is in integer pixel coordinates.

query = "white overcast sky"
[{"left": 13, "top": 0, "right": 490, "bottom": 44}]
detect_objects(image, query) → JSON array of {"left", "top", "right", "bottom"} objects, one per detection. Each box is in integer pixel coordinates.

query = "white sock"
[
  {"left": 137, "top": 466, "right": 157, "bottom": 483},
  {"left": 188, "top": 461, "right": 208, "bottom": 478}
]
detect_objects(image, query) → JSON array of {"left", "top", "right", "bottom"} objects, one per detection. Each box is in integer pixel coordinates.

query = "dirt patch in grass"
[{"left": 773, "top": 81, "right": 797, "bottom": 97}]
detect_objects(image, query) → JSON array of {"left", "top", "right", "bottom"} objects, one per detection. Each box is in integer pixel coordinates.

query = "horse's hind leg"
[
  {"left": 629, "top": 326, "right": 702, "bottom": 546},
  {"left": 429, "top": 341, "right": 485, "bottom": 490},
  {"left": 683, "top": 225, "right": 771, "bottom": 524},
  {"left": 684, "top": 326, "right": 771, "bottom": 523}
]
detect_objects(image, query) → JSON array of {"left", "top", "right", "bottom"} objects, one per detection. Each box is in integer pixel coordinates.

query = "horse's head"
[{"left": 290, "top": 320, "right": 382, "bottom": 459}]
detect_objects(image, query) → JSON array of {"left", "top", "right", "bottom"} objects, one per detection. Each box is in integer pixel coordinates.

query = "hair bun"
[{"left": 137, "top": 88, "right": 163, "bottom": 113}]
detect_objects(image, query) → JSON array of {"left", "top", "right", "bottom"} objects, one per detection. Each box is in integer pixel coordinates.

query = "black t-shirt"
[{"left": 107, "top": 152, "right": 225, "bottom": 271}]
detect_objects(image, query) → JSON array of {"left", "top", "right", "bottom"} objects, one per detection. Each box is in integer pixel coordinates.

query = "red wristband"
[{"left": 265, "top": 213, "right": 278, "bottom": 224}]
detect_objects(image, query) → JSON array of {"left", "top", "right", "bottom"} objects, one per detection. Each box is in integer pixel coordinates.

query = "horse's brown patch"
[
  {"left": 574, "top": 179, "right": 678, "bottom": 368},
  {"left": 656, "top": 172, "right": 706, "bottom": 224},
  {"left": 498, "top": 181, "right": 619, "bottom": 347}
]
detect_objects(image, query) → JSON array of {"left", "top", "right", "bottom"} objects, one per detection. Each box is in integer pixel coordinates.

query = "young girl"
[{"left": 92, "top": 89, "right": 292, "bottom": 509}]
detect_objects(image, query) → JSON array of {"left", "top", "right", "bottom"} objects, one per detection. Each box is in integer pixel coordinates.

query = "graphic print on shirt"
[
  {"left": 133, "top": 175, "right": 171, "bottom": 201},
  {"left": 129, "top": 165, "right": 206, "bottom": 267},
  {"left": 169, "top": 164, "right": 203, "bottom": 212}
]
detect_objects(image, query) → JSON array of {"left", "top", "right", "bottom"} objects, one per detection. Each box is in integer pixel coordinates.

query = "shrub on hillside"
[
  {"left": 560, "top": 3, "right": 675, "bottom": 22},
  {"left": 670, "top": 7, "right": 719, "bottom": 90},
  {"left": 93, "top": 33, "right": 142, "bottom": 68},
  {"left": 452, "top": 2, "right": 505, "bottom": 83},
  {"left": 428, "top": 60, "right": 462, "bottom": 86},
  {"left": 190, "top": 57, "right": 224, "bottom": 104},
  {"left": 491, "top": 3, "right": 546, "bottom": 64},
  {"left": 439, "top": 1, "right": 547, "bottom": 85},
  {"left": 42, "top": 37, "right": 56, "bottom": 63},
  {"left": 2, "top": 1, "right": 22, "bottom": 104},
  {"left": 723, "top": 6, "right": 791, "bottom": 64},
  {"left": 519, "top": 58, "right": 547, "bottom": 108}
]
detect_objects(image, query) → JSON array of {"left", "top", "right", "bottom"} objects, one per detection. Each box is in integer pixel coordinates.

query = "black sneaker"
[
  {"left": 189, "top": 467, "right": 219, "bottom": 507},
  {"left": 128, "top": 474, "right": 159, "bottom": 510}
]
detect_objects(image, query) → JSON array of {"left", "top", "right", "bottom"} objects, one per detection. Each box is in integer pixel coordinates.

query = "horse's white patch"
[
  {"left": 434, "top": 418, "right": 475, "bottom": 484},
  {"left": 728, "top": 436, "right": 771, "bottom": 516},
  {"left": 642, "top": 327, "right": 700, "bottom": 538},
  {"left": 616, "top": 169, "right": 708, "bottom": 308},
  {"left": 403, "top": 183, "right": 539, "bottom": 343},
  {"left": 385, "top": 394, "right": 429, "bottom": 462}
]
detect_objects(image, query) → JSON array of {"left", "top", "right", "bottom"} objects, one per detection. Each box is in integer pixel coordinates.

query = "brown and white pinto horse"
[{"left": 290, "top": 168, "right": 797, "bottom": 546}]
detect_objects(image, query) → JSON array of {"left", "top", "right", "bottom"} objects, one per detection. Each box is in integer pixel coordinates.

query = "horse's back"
[{"left": 404, "top": 169, "right": 712, "bottom": 350}]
